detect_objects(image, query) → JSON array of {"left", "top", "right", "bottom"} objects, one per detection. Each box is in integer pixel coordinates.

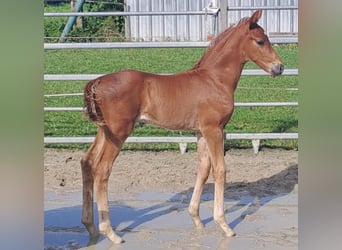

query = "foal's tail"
[{"left": 83, "top": 79, "right": 106, "bottom": 126}]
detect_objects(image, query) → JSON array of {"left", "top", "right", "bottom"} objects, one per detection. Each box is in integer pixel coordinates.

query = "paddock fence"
[{"left": 44, "top": 1, "right": 298, "bottom": 153}]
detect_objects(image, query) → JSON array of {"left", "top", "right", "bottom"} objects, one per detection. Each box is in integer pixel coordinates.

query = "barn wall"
[{"left": 125, "top": 0, "right": 298, "bottom": 41}]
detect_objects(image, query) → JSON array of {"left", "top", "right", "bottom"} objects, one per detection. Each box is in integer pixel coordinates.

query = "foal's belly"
[{"left": 137, "top": 113, "right": 199, "bottom": 132}]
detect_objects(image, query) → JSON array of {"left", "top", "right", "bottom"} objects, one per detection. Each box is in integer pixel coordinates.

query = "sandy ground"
[
  {"left": 44, "top": 148, "right": 298, "bottom": 197},
  {"left": 44, "top": 148, "right": 298, "bottom": 249}
]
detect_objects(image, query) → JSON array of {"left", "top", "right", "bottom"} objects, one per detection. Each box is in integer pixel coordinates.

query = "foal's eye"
[{"left": 256, "top": 40, "right": 265, "bottom": 46}]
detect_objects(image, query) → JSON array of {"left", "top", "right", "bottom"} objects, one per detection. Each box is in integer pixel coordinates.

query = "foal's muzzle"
[{"left": 271, "top": 63, "right": 284, "bottom": 77}]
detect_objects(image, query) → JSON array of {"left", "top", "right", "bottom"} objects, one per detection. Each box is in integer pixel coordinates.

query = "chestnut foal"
[{"left": 81, "top": 10, "right": 283, "bottom": 244}]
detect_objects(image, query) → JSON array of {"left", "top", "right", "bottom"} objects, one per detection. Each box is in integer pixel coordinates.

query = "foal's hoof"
[
  {"left": 108, "top": 233, "right": 124, "bottom": 244},
  {"left": 224, "top": 228, "right": 236, "bottom": 237},
  {"left": 112, "top": 237, "right": 125, "bottom": 245},
  {"left": 87, "top": 233, "right": 100, "bottom": 246},
  {"left": 194, "top": 221, "right": 205, "bottom": 230},
  {"left": 190, "top": 215, "right": 205, "bottom": 229}
]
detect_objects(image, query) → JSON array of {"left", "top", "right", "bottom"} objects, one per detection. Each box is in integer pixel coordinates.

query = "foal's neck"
[{"left": 203, "top": 43, "right": 247, "bottom": 91}]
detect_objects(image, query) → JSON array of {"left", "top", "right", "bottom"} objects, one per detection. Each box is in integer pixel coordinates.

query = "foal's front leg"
[{"left": 202, "top": 127, "right": 235, "bottom": 237}]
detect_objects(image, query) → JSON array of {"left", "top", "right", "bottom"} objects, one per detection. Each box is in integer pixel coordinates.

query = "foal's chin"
[{"left": 271, "top": 71, "right": 281, "bottom": 77}]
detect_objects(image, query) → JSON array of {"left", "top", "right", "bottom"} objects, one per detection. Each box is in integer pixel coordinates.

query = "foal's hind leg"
[
  {"left": 93, "top": 121, "right": 135, "bottom": 244},
  {"left": 93, "top": 135, "right": 123, "bottom": 244},
  {"left": 80, "top": 127, "right": 106, "bottom": 244},
  {"left": 81, "top": 122, "right": 132, "bottom": 244},
  {"left": 189, "top": 133, "right": 211, "bottom": 229}
]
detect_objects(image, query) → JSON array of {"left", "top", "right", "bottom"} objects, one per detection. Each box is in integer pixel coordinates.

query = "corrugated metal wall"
[
  {"left": 125, "top": 0, "right": 298, "bottom": 42},
  {"left": 125, "top": 0, "right": 215, "bottom": 41},
  {"left": 227, "top": 0, "right": 298, "bottom": 35}
]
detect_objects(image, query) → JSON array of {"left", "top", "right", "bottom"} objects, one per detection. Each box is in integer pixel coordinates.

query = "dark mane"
[
  {"left": 191, "top": 17, "right": 249, "bottom": 69},
  {"left": 209, "top": 17, "right": 249, "bottom": 48}
]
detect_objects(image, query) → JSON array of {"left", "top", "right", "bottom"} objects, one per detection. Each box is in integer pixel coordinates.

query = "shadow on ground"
[{"left": 44, "top": 164, "right": 297, "bottom": 249}]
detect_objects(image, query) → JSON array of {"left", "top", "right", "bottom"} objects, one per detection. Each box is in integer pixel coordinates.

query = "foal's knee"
[{"left": 212, "top": 166, "right": 226, "bottom": 181}]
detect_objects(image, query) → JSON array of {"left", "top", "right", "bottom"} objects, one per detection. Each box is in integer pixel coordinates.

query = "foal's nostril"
[{"left": 271, "top": 63, "right": 284, "bottom": 77}]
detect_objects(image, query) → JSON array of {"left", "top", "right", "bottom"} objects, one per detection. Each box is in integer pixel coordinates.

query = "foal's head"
[{"left": 241, "top": 10, "right": 284, "bottom": 77}]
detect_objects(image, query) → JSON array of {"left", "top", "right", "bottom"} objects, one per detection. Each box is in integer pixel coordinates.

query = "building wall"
[{"left": 125, "top": 0, "right": 298, "bottom": 41}]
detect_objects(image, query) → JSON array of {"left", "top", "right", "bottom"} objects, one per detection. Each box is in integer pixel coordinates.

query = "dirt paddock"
[
  {"left": 44, "top": 147, "right": 298, "bottom": 249},
  {"left": 44, "top": 147, "right": 298, "bottom": 197}
]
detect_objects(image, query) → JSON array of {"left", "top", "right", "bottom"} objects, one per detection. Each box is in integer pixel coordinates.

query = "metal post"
[
  {"left": 219, "top": 0, "right": 228, "bottom": 33},
  {"left": 71, "top": 0, "right": 83, "bottom": 28},
  {"left": 124, "top": 1, "right": 131, "bottom": 40},
  {"left": 204, "top": 1, "right": 220, "bottom": 40},
  {"left": 59, "top": 0, "right": 85, "bottom": 42}
]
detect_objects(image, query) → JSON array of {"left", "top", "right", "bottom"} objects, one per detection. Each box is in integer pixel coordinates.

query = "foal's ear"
[{"left": 250, "top": 9, "right": 262, "bottom": 25}]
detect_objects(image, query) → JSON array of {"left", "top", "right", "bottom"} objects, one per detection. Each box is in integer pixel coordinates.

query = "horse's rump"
[{"left": 84, "top": 78, "right": 106, "bottom": 126}]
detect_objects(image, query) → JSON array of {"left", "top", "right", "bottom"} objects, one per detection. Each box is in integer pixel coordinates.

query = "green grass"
[
  {"left": 45, "top": 48, "right": 205, "bottom": 74},
  {"left": 44, "top": 2, "right": 126, "bottom": 42},
  {"left": 44, "top": 45, "right": 298, "bottom": 150}
]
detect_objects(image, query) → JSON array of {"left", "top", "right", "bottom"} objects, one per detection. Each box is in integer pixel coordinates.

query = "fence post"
[
  {"left": 71, "top": 0, "right": 83, "bottom": 28},
  {"left": 60, "top": 0, "right": 85, "bottom": 42},
  {"left": 124, "top": 0, "right": 131, "bottom": 41},
  {"left": 252, "top": 139, "right": 261, "bottom": 154},
  {"left": 179, "top": 143, "right": 188, "bottom": 154},
  {"left": 219, "top": 0, "right": 228, "bottom": 33}
]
